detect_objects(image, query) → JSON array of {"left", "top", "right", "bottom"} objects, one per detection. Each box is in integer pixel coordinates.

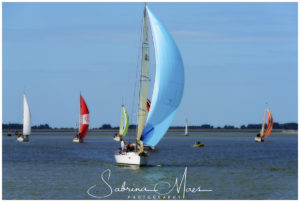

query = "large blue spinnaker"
[{"left": 141, "top": 7, "right": 184, "bottom": 147}]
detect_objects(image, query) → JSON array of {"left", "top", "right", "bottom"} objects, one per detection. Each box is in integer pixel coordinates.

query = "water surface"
[{"left": 2, "top": 133, "right": 297, "bottom": 199}]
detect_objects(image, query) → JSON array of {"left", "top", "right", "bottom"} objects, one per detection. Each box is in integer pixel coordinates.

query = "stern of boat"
[
  {"left": 17, "top": 136, "right": 24, "bottom": 142},
  {"left": 113, "top": 136, "right": 121, "bottom": 142},
  {"left": 254, "top": 136, "right": 264, "bottom": 142},
  {"left": 114, "top": 151, "right": 148, "bottom": 166},
  {"left": 17, "top": 135, "right": 29, "bottom": 142},
  {"left": 73, "top": 138, "right": 83, "bottom": 143}
]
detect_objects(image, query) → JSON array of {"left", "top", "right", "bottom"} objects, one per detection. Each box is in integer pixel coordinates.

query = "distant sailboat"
[
  {"left": 114, "top": 102, "right": 129, "bottom": 141},
  {"left": 255, "top": 108, "right": 273, "bottom": 142},
  {"left": 185, "top": 119, "right": 188, "bottom": 136},
  {"left": 114, "top": 5, "right": 184, "bottom": 166},
  {"left": 17, "top": 94, "right": 31, "bottom": 142},
  {"left": 73, "top": 95, "right": 89, "bottom": 143}
]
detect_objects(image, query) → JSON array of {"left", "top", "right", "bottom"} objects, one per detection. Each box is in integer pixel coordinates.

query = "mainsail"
[
  {"left": 263, "top": 110, "right": 273, "bottom": 138},
  {"left": 79, "top": 95, "right": 89, "bottom": 139},
  {"left": 23, "top": 94, "right": 31, "bottom": 136},
  {"left": 185, "top": 120, "right": 188, "bottom": 136},
  {"left": 140, "top": 6, "right": 184, "bottom": 147},
  {"left": 136, "top": 6, "right": 150, "bottom": 142},
  {"left": 119, "top": 105, "right": 129, "bottom": 136}
]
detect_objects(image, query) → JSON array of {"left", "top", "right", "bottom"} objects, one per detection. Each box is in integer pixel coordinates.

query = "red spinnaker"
[
  {"left": 263, "top": 110, "right": 273, "bottom": 138},
  {"left": 79, "top": 96, "right": 89, "bottom": 139}
]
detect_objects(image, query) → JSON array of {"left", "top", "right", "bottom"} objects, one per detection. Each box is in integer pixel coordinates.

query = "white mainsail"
[
  {"left": 119, "top": 104, "right": 124, "bottom": 135},
  {"left": 185, "top": 120, "right": 188, "bottom": 136},
  {"left": 136, "top": 6, "right": 149, "bottom": 142},
  {"left": 23, "top": 94, "right": 31, "bottom": 136},
  {"left": 260, "top": 109, "right": 267, "bottom": 137}
]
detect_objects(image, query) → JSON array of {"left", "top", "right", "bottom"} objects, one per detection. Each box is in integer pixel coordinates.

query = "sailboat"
[
  {"left": 255, "top": 108, "right": 273, "bottom": 142},
  {"left": 185, "top": 119, "right": 188, "bottom": 136},
  {"left": 73, "top": 95, "right": 89, "bottom": 143},
  {"left": 114, "top": 5, "right": 184, "bottom": 166},
  {"left": 17, "top": 94, "right": 31, "bottom": 142},
  {"left": 114, "top": 102, "right": 129, "bottom": 141}
]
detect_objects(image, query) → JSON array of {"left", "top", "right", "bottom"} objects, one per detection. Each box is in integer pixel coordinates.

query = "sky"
[{"left": 2, "top": 2, "right": 298, "bottom": 128}]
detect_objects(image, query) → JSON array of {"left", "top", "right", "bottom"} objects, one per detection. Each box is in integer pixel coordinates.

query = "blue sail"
[{"left": 141, "top": 7, "right": 184, "bottom": 147}]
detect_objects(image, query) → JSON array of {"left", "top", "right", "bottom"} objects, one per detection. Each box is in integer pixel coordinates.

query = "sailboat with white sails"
[
  {"left": 17, "top": 94, "right": 31, "bottom": 142},
  {"left": 114, "top": 4, "right": 184, "bottom": 166},
  {"left": 185, "top": 119, "right": 188, "bottom": 136},
  {"left": 255, "top": 108, "right": 273, "bottom": 142}
]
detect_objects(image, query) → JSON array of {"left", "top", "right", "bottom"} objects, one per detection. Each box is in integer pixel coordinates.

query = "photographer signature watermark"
[{"left": 87, "top": 167, "right": 212, "bottom": 199}]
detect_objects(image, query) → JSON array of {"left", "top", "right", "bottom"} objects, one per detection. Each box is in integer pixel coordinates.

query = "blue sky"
[{"left": 2, "top": 2, "right": 298, "bottom": 128}]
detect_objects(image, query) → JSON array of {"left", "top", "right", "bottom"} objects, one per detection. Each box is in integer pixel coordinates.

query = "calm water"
[{"left": 2, "top": 133, "right": 298, "bottom": 199}]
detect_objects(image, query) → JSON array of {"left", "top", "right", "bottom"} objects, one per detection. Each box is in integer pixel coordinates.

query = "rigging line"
[{"left": 129, "top": 5, "right": 144, "bottom": 144}]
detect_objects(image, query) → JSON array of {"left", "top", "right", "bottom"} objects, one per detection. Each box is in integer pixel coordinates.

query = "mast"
[
  {"left": 136, "top": 4, "right": 149, "bottom": 144},
  {"left": 260, "top": 108, "right": 267, "bottom": 137},
  {"left": 185, "top": 119, "right": 188, "bottom": 136},
  {"left": 79, "top": 93, "right": 82, "bottom": 135},
  {"left": 119, "top": 98, "right": 124, "bottom": 135}
]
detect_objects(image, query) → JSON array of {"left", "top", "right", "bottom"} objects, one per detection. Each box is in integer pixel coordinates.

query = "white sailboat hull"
[
  {"left": 17, "top": 135, "right": 29, "bottom": 142},
  {"left": 73, "top": 137, "right": 83, "bottom": 143},
  {"left": 255, "top": 136, "right": 264, "bottom": 142},
  {"left": 114, "top": 152, "right": 147, "bottom": 166},
  {"left": 113, "top": 136, "right": 121, "bottom": 142}
]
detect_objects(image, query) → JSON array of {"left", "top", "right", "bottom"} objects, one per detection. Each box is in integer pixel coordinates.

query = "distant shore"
[
  {"left": 2, "top": 128, "right": 297, "bottom": 133},
  {"left": 2, "top": 128, "right": 297, "bottom": 137}
]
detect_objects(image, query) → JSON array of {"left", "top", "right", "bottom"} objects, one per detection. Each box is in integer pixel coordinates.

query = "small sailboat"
[
  {"left": 185, "top": 119, "right": 189, "bottom": 136},
  {"left": 17, "top": 94, "right": 31, "bottom": 142},
  {"left": 114, "top": 102, "right": 129, "bottom": 141},
  {"left": 255, "top": 108, "right": 273, "bottom": 142},
  {"left": 73, "top": 95, "right": 89, "bottom": 143},
  {"left": 114, "top": 4, "right": 184, "bottom": 166}
]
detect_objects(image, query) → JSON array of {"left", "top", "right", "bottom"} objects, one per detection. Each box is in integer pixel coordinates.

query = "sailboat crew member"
[
  {"left": 127, "top": 143, "right": 135, "bottom": 151},
  {"left": 15, "top": 130, "right": 20, "bottom": 137},
  {"left": 120, "top": 138, "right": 126, "bottom": 153}
]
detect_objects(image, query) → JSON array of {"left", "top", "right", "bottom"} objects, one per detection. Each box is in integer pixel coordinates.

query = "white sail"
[
  {"left": 119, "top": 105, "right": 124, "bottom": 135},
  {"left": 185, "top": 120, "right": 188, "bottom": 135},
  {"left": 260, "top": 109, "right": 267, "bottom": 137},
  {"left": 23, "top": 94, "right": 31, "bottom": 135},
  {"left": 136, "top": 6, "right": 149, "bottom": 142}
]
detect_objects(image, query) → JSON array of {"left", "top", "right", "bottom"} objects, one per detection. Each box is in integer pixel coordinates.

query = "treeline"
[
  {"left": 170, "top": 123, "right": 298, "bottom": 130},
  {"left": 93, "top": 124, "right": 137, "bottom": 130},
  {"left": 3, "top": 122, "right": 298, "bottom": 130},
  {"left": 240, "top": 122, "right": 298, "bottom": 130},
  {"left": 95, "top": 123, "right": 298, "bottom": 130},
  {"left": 3, "top": 124, "right": 51, "bottom": 130}
]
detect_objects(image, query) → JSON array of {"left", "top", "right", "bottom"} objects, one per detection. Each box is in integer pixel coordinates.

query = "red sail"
[
  {"left": 79, "top": 95, "right": 89, "bottom": 139},
  {"left": 146, "top": 99, "right": 151, "bottom": 112},
  {"left": 263, "top": 110, "right": 273, "bottom": 138}
]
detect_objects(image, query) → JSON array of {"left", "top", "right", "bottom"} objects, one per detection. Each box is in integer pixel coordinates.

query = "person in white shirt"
[{"left": 120, "top": 138, "right": 126, "bottom": 152}]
